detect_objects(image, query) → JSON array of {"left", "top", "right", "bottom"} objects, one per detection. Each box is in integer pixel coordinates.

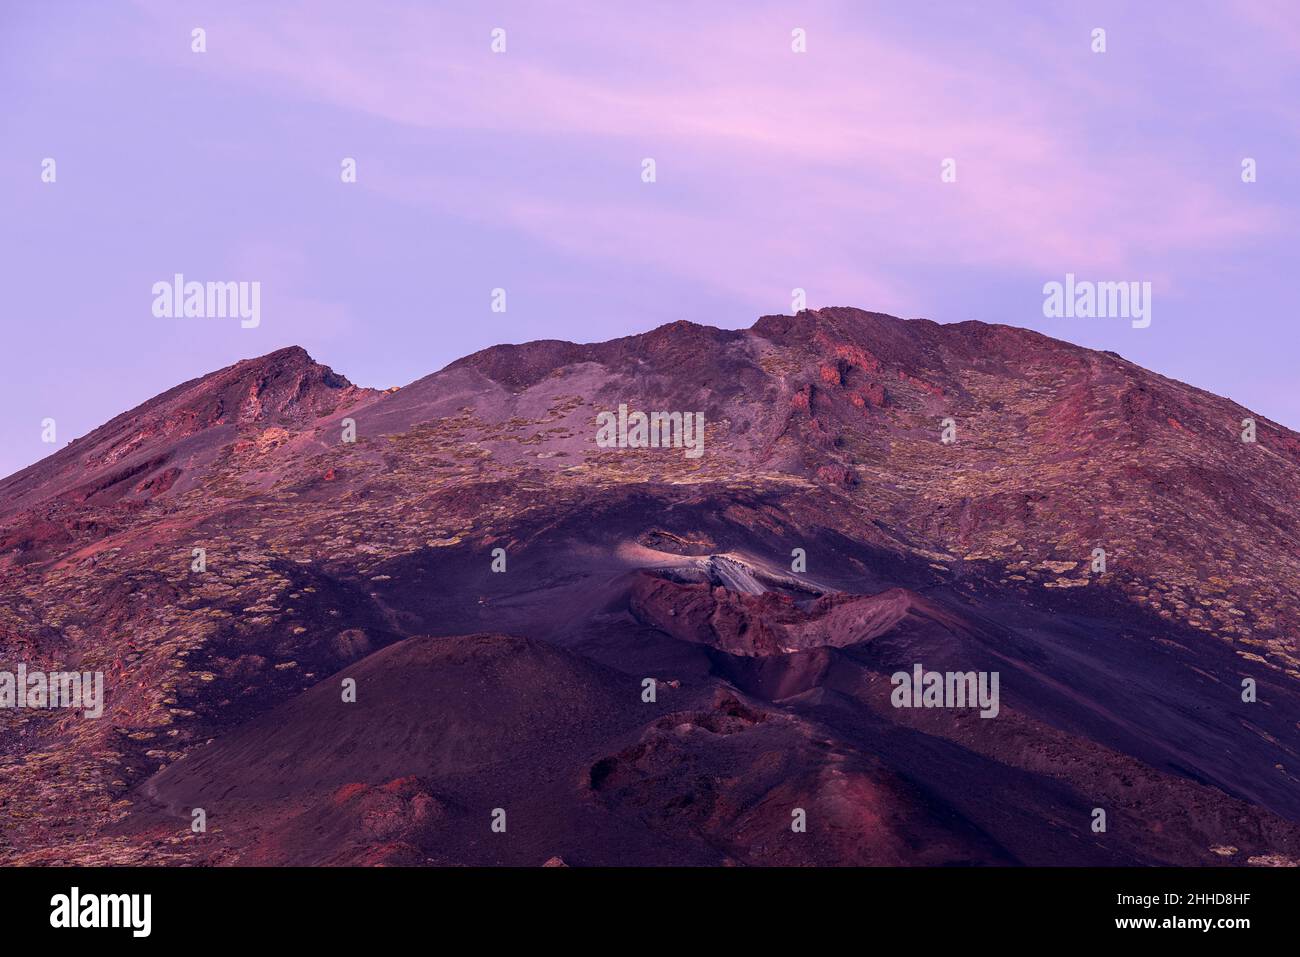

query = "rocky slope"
[{"left": 0, "top": 308, "right": 1296, "bottom": 866}]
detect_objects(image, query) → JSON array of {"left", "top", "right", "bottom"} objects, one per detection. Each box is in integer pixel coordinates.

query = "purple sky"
[{"left": 2, "top": 0, "right": 1298, "bottom": 479}]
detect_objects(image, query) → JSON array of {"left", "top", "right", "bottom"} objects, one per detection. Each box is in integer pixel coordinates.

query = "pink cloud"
[{"left": 132, "top": 0, "right": 1289, "bottom": 299}]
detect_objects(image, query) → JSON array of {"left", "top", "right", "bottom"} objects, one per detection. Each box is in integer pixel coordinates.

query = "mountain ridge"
[
  {"left": 1, "top": 306, "right": 1296, "bottom": 866},
  {"left": 7, "top": 308, "right": 1294, "bottom": 495}
]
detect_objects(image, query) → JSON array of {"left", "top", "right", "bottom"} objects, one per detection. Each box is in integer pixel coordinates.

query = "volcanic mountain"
[{"left": 1, "top": 308, "right": 1297, "bottom": 866}]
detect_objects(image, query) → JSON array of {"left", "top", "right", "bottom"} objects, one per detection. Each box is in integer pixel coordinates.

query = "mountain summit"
[{"left": 1, "top": 308, "right": 1297, "bottom": 866}]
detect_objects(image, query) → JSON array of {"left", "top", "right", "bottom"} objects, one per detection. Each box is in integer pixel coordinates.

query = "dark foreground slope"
[
  {"left": 122, "top": 634, "right": 1017, "bottom": 866},
  {"left": 0, "top": 308, "right": 1296, "bottom": 866}
]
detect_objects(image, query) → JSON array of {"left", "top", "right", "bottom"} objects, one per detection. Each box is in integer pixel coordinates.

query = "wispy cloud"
[{"left": 128, "top": 0, "right": 1284, "bottom": 303}]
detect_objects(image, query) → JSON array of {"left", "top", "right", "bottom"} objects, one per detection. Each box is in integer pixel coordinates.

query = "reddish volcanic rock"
[
  {"left": 815, "top": 463, "right": 857, "bottom": 488},
  {"left": 2, "top": 307, "right": 1299, "bottom": 867},
  {"left": 629, "top": 573, "right": 979, "bottom": 659},
  {"left": 0, "top": 346, "right": 376, "bottom": 565},
  {"left": 858, "top": 382, "right": 887, "bottom": 407}
]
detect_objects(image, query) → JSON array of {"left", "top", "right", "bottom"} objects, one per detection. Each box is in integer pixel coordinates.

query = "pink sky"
[{"left": 1, "top": 0, "right": 1297, "bottom": 477}]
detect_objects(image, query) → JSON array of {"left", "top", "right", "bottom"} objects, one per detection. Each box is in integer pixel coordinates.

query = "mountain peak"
[
  {"left": 0, "top": 344, "right": 373, "bottom": 521},
  {"left": 4, "top": 308, "right": 1300, "bottom": 867},
  {"left": 216, "top": 345, "right": 349, "bottom": 390}
]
